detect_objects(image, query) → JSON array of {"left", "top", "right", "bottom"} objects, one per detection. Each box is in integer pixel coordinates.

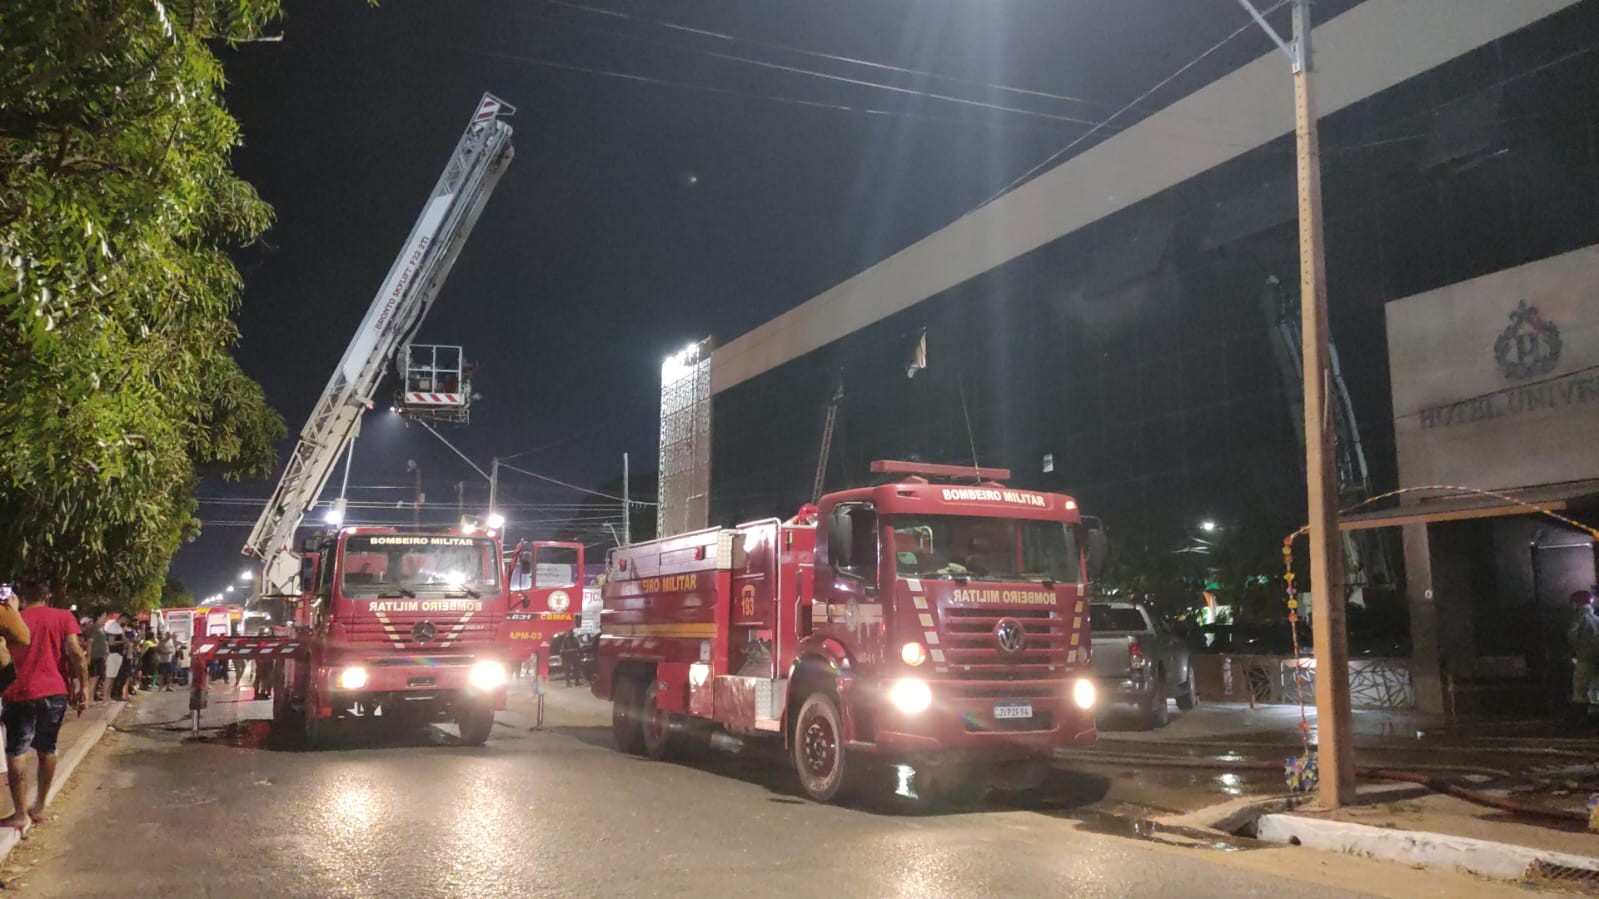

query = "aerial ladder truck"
[{"left": 189, "top": 94, "right": 519, "bottom": 747}]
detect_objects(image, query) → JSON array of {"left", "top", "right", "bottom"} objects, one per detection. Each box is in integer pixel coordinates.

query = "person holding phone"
[
  {"left": 1, "top": 577, "right": 85, "bottom": 834},
  {"left": 0, "top": 585, "right": 32, "bottom": 694}
]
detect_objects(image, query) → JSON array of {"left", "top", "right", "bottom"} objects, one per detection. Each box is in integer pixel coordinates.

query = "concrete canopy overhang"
[
  {"left": 1338, "top": 481, "right": 1599, "bottom": 533},
  {"left": 709, "top": 0, "right": 1582, "bottom": 397}
]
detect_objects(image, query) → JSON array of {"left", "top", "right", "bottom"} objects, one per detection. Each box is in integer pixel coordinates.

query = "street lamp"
[
  {"left": 1200, "top": 519, "right": 1218, "bottom": 533},
  {"left": 240, "top": 570, "right": 254, "bottom": 581}
]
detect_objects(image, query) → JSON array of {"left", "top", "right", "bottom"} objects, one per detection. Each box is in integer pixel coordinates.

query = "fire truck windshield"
[
  {"left": 339, "top": 535, "right": 500, "bottom": 597},
  {"left": 891, "top": 516, "right": 1081, "bottom": 584}
]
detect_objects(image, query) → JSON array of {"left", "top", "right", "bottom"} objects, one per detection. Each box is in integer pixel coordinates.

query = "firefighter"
[
  {"left": 1568, "top": 587, "right": 1599, "bottom": 724},
  {"left": 253, "top": 628, "right": 275, "bottom": 700}
]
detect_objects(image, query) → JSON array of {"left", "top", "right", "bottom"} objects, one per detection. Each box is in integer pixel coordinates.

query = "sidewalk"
[
  {"left": 1250, "top": 787, "right": 1599, "bottom": 887},
  {"left": 1095, "top": 701, "right": 1599, "bottom": 887},
  {"left": 0, "top": 696, "right": 123, "bottom": 864}
]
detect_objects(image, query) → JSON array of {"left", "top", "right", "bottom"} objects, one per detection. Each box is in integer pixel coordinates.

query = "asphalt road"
[{"left": 12, "top": 683, "right": 1523, "bottom": 898}]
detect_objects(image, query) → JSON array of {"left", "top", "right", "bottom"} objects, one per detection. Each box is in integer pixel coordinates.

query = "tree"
[
  {"left": 160, "top": 576, "right": 196, "bottom": 610},
  {"left": 0, "top": 1, "right": 288, "bottom": 609}
]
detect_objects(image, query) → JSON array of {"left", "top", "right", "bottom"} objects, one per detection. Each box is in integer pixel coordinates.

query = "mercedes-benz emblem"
[
  {"left": 994, "top": 618, "right": 1025, "bottom": 654},
  {"left": 411, "top": 620, "right": 437, "bottom": 643}
]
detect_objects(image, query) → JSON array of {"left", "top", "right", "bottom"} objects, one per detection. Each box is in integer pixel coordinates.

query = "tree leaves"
[{"left": 0, "top": 0, "right": 287, "bottom": 608}]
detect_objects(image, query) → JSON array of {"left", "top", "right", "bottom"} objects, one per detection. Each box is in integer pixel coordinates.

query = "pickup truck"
[{"left": 1089, "top": 601, "right": 1195, "bottom": 728}]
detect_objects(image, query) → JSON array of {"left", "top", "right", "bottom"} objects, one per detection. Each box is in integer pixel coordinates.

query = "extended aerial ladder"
[
  {"left": 1260, "top": 275, "right": 1394, "bottom": 595},
  {"left": 245, "top": 94, "right": 516, "bottom": 596}
]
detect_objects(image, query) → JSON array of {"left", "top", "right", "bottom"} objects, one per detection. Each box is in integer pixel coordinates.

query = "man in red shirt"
[{"left": 2, "top": 578, "right": 88, "bottom": 832}]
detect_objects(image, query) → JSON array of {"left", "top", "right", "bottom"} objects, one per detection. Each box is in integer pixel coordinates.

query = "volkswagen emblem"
[
  {"left": 994, "top": 618, "right": 1025, "bottom": 654},
  {"left": 411, "top": 620, "right": 437, "bottom": 643}
]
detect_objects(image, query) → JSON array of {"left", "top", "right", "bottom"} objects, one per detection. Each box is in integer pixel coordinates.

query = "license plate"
[{"left": 993, "top": 702, "right": 1034, "bottom": 720}]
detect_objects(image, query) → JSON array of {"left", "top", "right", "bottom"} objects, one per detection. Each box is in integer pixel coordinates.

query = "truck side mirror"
[
  {"left": 516, "top": 550, "right": 533, "bottom": 574},
  {"left": 827, "top": 510, "right": 852, "bottom": 570},
  {"left": 1085, "top": 527, "right": 1110, "bottom": 581},
  {"left": 298, "top": 556, "right": 316, "bottom": 592}
]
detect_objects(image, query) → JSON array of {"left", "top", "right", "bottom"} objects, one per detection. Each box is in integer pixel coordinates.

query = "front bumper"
[
  {"left": 851, "top": 679, "right": 1096, "bottom": 758},
  {"left": 318, "top": 654, "right": 508, "bottom": 715}
]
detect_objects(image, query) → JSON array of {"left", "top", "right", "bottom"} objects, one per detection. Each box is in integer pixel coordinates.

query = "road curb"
[
  {"left": 0, "top": 699, "right": 123, "bottom": 865},
  {"left": 1254, "top": 813, "right": 1599, "bottom": 882}
]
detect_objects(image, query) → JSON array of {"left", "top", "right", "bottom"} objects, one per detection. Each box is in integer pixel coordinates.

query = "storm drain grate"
[{"left": 1525, "top": 859, "right": 1599, "bottom": 895}]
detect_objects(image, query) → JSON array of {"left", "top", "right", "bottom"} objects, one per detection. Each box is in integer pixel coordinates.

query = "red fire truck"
[
  {"left": 196, "top": 527, "right": 513, "bottom": 746},
  {"left": 596, "top": 460, "right": 1107, "bottom": 803},
  {"left": 186, "top": 94, "right": 520, "bottom": 747},
  {"left": 503, "top": 540, "right": 586, "bottom": 674}
]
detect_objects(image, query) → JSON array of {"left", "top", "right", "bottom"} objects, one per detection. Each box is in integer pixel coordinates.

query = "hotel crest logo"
[{"left": 1493, "top": 301, "right": 1561, "bottom": 381}]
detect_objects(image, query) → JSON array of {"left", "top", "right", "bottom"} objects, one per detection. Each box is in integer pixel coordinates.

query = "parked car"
[{"left": 1089, "top": 601, "right": 1195, "bottom": 728}]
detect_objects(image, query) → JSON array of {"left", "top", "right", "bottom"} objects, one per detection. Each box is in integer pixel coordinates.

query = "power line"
[
  {"left": 540, "top": 0, "right": 1115, "bottom": 113},
  {"left": 497, "top": 461, "right": 658, "bottom": 506},
  {"left": 974, "top": 0, "right": 1292, "bottom": 210},
  {"left": 460, "top": 49, "right": 1073, "bottom": 138},
  {"left": 519, "top": 9, "right": 1104, "bottom": 129}
]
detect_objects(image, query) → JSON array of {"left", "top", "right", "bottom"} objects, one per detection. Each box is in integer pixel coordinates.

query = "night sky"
[{"left": 176, "top": 0, "right": 1337, "bottom": 597}]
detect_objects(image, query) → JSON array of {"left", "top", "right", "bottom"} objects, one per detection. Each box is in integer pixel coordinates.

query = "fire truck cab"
[
  {"left": 504, "top": 540, "right": 586, "bottom": 673},
  {"left": 598, "top": 460, "right": 1108, "bottom": 803},
  {"left": 269, "top": 527, "right": 513, "bottom": 746}
]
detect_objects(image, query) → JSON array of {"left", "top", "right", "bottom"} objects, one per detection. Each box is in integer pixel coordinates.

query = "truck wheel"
[
  {"left": 1138, "top": 682, "right": 1170, "bottom": 730},
  {"left": 271, "top": 700, "right": 301, "bottom": 748},
  {"left": 303, "top": 714, "right": 334, "bottom": 750},
  {"left": 457, "top": 702, "right": 495, "bottom": 746},
  {"left": 642, "top": 681, "right": 678, "bottom": 760},
  {"left": 612, "top": 676, "right": 646, "bottom": 755},
  {"left": 793, "top": 692, "right": 862, "bottom": 803},
  {"left": 1175, "top": 665, "right": 1198, "bottom": 711}
]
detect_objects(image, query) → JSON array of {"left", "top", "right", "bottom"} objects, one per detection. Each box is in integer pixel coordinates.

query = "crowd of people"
[{"left": 80, "top": 612, "right": 186, "bottom": 701}]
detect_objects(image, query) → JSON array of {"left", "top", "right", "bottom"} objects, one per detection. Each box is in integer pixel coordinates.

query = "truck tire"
[
  {"left": 1175, "top": 665, "right": 1198, "bottom": 711},
  {"left": 303, "top": 714, "right": 334, "bottom": 750},
  {"left": 1138, "top": 681, "right": 1170, "bottom": 730},
  {"left": 612, "top": 676, "right": 646, "bottom": 755},
  {"left": 457, "top": 702, "right": 495, "bottom": 746},
  {"left": 792, "top": 692, "right": 863, "bottom": 803},
  {"left": 642, "top": 681, "right": 679, "bottom": 760}
]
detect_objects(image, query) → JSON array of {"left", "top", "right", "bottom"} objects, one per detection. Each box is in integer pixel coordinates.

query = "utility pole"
[
  {"left": 489, "top": 457, "right": 500, "bottom": 519},
  {"left": 1237, "top": 0, "right": 1354, "bottom": 807},
  {"left": 456, "top": 480, "right": 465, "bottom": 518},
  {"left": 622, "top": 452, "right": 631, "bottom": 546},
  {"left": 407, "top": 459, "right": 423, "bottom": 529}
]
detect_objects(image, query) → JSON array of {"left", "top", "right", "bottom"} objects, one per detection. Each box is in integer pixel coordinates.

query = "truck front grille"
[{"left": 939, "top": 607, "right": 1068, "bottom": 680}]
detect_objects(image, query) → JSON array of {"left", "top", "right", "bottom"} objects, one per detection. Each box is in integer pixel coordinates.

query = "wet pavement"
[
  {"left": 7, "top": 683, "right": 1544, "bottom": 897},
  {"left": 1083, "top": 700, "right": 1599, "bottom": 823}
]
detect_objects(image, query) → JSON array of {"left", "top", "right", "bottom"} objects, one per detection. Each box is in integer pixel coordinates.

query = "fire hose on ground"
[{"left": 1062, "top": 749, "right": 1589, "bottom": 826}]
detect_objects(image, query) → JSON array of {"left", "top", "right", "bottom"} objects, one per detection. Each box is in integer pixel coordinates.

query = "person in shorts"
[
  {"left": 2, "top": 578, "right": 87, "bottom": 832},
  {"left": 155, "top": 633, "right": 176, "bottom": 691},
  {"left": 86, "top": 614, "right": 110, "bottom": 701}
]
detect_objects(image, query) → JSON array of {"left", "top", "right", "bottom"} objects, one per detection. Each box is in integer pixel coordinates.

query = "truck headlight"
[
  {"left": 1072, "top": 678, "right": 1097, "bottom": 710},
  {"left": 337, "top": 666, "right": 369, "bottom": 690},
  {"left": 469, "top": 660, "right": 508, "bottom": 691},
  {"left": 900, "top": 642, "right": 927, "bottom": 667},
  {"left": 888, "top": 678, "right": 932, "bottom": 715}
]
